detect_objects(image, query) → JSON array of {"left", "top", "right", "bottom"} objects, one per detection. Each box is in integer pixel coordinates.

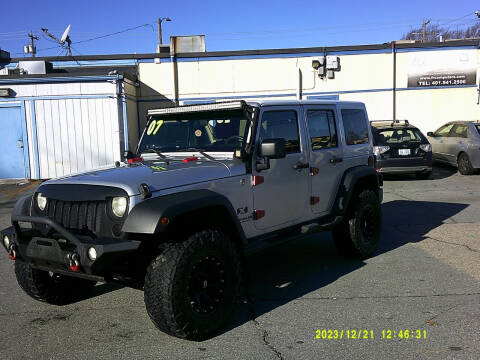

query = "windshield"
[
  {"left": 137, "top": 110, "right": 250, "bottom": 154},
  {"left": 475, "top": 124, "right": 480, "bottom": 135},
  {"left": 373, "top": 128, "right": 425, "bottom": 145}
]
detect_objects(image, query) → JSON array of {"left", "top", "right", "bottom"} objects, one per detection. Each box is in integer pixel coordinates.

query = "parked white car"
[{"left": 427, "top": 121, "right": 480, "bottom": 175}]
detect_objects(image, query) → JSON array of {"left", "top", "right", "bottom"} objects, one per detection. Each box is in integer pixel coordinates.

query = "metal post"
[
  {"left": 392, "top": 41, "right": 396, "bottom": 121},
  {"left": 157, "top": 18, "right": 163, "bottom": 46}
]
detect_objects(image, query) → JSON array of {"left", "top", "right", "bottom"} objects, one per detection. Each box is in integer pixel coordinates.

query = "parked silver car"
[{"left": 427, "top": 121, "right": 480, "bottom": 175}]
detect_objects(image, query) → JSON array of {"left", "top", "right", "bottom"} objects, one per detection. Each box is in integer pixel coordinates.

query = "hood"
[{"left": 44, "top": 158, "right": 236, "bottom": 196}]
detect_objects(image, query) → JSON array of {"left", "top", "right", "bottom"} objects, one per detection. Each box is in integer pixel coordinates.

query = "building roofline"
[
  {"left": 9, "top": 39, "right": 479, "bottom": 63},
  {"left": 0, "top": 74, "right": 124, "bottom": 85}
]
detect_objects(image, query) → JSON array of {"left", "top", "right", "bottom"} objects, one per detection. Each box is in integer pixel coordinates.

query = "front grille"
[{"left": 46, "top": 199, "right": 106, "bottom": 234}]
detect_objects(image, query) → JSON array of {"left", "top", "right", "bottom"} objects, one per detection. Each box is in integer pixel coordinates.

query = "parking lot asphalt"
[{"left": 0, "top": 165, "right": 479, "bottom": 360}]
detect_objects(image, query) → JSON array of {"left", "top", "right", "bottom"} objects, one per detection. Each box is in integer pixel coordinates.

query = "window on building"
[
  {"left": 341, "top": 109, "right": 369, "bottom": 145},
  {"left": 259, "top": 110, "right": 300, "bottom": 153},
  {"left": 307, "top": 109, "right": 338, "bottom": 150}
]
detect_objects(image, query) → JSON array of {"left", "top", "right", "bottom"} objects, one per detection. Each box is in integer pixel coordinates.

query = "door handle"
[
  {"left": 293, "top": 161, "right": 309, "bottom": 170},
  {"left": 329, "top": 156, "right": 343, "bottom": 164}
]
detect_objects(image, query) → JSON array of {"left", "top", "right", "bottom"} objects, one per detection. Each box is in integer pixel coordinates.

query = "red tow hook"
[
  {"left": 68, "top": 253, "right": 80, "bottom": 272},
  {"left": 7, "top": 245, "right": 17, "bottom": 261}
]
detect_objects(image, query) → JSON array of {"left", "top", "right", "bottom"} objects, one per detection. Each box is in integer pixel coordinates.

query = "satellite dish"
[
  {"left": 41, "top": 24, "right": 72, "bottom": 56},
  {"left": 60, "top": 25, "right": 71, "bottom": 44}
]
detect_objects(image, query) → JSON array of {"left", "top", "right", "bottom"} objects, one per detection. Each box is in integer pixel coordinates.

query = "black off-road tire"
[
  {"left": 15, "top": 261, "right": 96, "bottom": 305},
  {"left": 458, "top": 153, "right": 475, "bottom": 175},
  {"left": 333, "top": 189, "right": 382, "bottom": 259},
  {"left": 416, "top": 171, "right": 431, "bottom": 180},
  {"left": 144, "top": 229, "right": 242, "bottom": 340}
]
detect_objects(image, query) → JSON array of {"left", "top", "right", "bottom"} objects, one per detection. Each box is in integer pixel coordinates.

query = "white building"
[{"left": 1, "top": 39, "right": 479, "bottom": 179}]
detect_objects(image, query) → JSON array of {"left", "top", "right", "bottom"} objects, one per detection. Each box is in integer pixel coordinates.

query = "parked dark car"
[
  {"left": 427, "top": 121, "right": 480, "bottom": 175},
  {"left": 370, "top": 120, "right": 433, "bottom": 179}
]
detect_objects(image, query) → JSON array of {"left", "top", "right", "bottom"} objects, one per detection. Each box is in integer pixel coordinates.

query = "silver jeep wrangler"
[{"left": 1, "top": 100, "right": 382, "bottom": 340}]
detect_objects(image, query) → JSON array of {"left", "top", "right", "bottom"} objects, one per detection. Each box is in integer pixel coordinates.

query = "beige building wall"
[{"left": 136, "top": 45, "right": 480, "bottom": 135}]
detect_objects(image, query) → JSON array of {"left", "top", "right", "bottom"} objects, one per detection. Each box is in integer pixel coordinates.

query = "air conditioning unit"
[{"left": 18, "top": 61, "right": 53, "bottom": 75}]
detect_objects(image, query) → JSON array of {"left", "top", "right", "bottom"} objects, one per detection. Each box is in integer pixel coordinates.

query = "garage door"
[{"left": 0, "top": 105, "right": 27, "bottom": 179}]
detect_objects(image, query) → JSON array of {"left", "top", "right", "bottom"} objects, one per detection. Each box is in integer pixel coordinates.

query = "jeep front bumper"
[{"left": 1, "top": 215, "right": 140, "bottom": 281}]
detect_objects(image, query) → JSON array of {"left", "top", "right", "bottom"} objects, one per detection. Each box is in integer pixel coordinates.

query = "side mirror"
[
  {"left": 259, "top": 138, "right": 286, "bottom": 159},
  {"left": 427, "top": 132, "right": 434, "bottom": 137}
]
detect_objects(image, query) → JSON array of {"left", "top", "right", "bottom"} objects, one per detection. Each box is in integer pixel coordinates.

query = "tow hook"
[
  {"left": 68, "top": 252, "right": 80, "bottom": 272},
  {"left": 7, "top": 244, "right": 18, "bottom": 261}
]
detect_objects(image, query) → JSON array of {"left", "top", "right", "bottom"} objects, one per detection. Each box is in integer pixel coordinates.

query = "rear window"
[
  {"left": 341, "top": 109, "right": 369, "bottom": 145},
  {"left": 373, "top": 128, "right": 424, "bottom": 145}
]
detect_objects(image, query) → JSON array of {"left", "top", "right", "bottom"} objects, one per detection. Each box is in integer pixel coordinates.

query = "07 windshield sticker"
[{"left": 146, "top": 120, "right": 164, "bottom": 136}]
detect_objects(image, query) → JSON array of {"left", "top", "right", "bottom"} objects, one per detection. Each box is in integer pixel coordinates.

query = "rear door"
[
  {"left": 303, "top": 105, "right": 344, "bottom": 215},
  {"left": 252, "top": 106, "right": 310, "bottom": 230}
]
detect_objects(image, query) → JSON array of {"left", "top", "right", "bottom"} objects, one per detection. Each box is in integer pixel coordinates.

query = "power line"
[{"left": 73, "top": 23, "right": 154, "bottom": 44}]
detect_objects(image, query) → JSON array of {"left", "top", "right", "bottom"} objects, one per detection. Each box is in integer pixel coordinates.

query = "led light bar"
[{"left": 147, "top": 101, "right": 247, "bottom": 116}]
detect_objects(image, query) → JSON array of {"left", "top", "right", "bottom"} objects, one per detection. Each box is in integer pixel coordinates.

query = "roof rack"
[{"left": 370, "top": 119, "right": 409, "bottom": 127}]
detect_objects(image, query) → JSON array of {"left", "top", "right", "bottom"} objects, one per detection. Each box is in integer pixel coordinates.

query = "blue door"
[{"left": 0, "top": 105, "right": 27, "bottom": 179}]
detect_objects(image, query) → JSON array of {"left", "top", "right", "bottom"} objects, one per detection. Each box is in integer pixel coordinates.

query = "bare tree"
[{"left": 402, "top": 22, "right": 480, "bottom": 42}]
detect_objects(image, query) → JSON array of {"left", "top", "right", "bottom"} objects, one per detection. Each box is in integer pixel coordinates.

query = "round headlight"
[
  {"left": 37, "top": 193, "right": 47, "bottom": 211},
  {"left": 3, "top": 235, "right": 10, "bottom": 248},
  {"left": 112, "top": 197, "right": 127, "bottom": 217},
  {"left": 88, "top": 247, "right": 97, "bottom": 261}
]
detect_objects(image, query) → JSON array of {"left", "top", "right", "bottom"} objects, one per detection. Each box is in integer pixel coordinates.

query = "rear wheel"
[
  {"left": 333, "top": 189, "right": 382, "bottom": 259},
  {"left": 144, "top": 229, "right": 242, "bottom": 340},
  {"left": 15, "top": 261, "right": 96, "bottom": 305},
  {"left": 458, "top": 153, "right": 474, "bottom": 175}
]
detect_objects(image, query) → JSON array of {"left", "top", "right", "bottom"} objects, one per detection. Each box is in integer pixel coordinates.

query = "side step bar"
[{"left": 300, "top": 216, "right": 343, "bottom": 234}]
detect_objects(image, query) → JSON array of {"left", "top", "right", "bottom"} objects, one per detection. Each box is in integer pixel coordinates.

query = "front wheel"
[
  {"left": 333, "top": 189, "right": 382, "bottom": 259},
  {"left": 15, "top": 261, "right": 96, "bottom": 305},
  {"left": 144, "top": 229, "right": 242, "bottom": 340},
  {"left": 458, "top": 153, "right": 475, "bottom": 175}
]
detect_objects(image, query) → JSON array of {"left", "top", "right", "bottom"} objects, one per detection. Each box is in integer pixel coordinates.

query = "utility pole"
[
  {"left": 26, "top": 31, "right": 39, "bottom": 57},
  {"left": 422, "top": 20, "right": 430, "bottom": 43}
]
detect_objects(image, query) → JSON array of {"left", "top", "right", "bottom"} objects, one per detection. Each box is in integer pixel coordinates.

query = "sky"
[{"left": 1, "top": 0, "right": 479, "bottom": 57}]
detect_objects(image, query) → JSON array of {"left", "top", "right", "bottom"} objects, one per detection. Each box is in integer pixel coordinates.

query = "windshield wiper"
[
  {"left": 179, "top": 148, "right": 216, "bottom": 161},
  {"left": 143, "top": 148, "right": 167, "bottom": 158},
  {"left": 142, "top": 148, "right": 171, "bottom": 163}
]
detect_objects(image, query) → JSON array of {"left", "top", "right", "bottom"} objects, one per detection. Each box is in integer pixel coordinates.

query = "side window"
[
  {"left": 450, "top": 124, "right": 468, "bottom": 138},
  {"left": 259, "top": 110, "right": 300, "bottom": 153},
  {"left": 306, "top": 109, "right": 338, "bottom": 150},
  {"left": 341, "top": 109, "right": 369, "bottom": 145},
  {"left": 434, "top": 124, "right": 454, "bottom": 137}
]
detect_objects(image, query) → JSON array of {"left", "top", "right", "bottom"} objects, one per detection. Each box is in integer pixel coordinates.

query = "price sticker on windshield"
[{"left": 147, "top": 120, "right": 164, "bottom": 136}]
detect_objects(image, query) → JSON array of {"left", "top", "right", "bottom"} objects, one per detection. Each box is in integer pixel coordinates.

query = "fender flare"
[
  {"left": 12, "top": 194, "right": 33, "bottom": 219},
  {"left": 122, "top": 189, "right": 246, "bottom": 242},
  {"left": 331, "top": 166, "right": 382, "bottom": 215}
]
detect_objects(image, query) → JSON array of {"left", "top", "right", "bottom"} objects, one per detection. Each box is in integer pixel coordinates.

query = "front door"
[
  {"left": 430, "top": 123, "right": 454, "bottom": 163},
  {"left": 252, "top": 106, "right": 310, "bottom": 230},
  {"left": 0, "top": 105, "right": 26, "bottom": 179},
  {"left": 304, "top": 105, "right": 344, "bottom": 214}
]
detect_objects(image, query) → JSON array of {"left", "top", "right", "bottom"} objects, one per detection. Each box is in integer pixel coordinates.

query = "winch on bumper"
[{"left": 1, "top": 211, "right": 140, "bottom": 282}]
